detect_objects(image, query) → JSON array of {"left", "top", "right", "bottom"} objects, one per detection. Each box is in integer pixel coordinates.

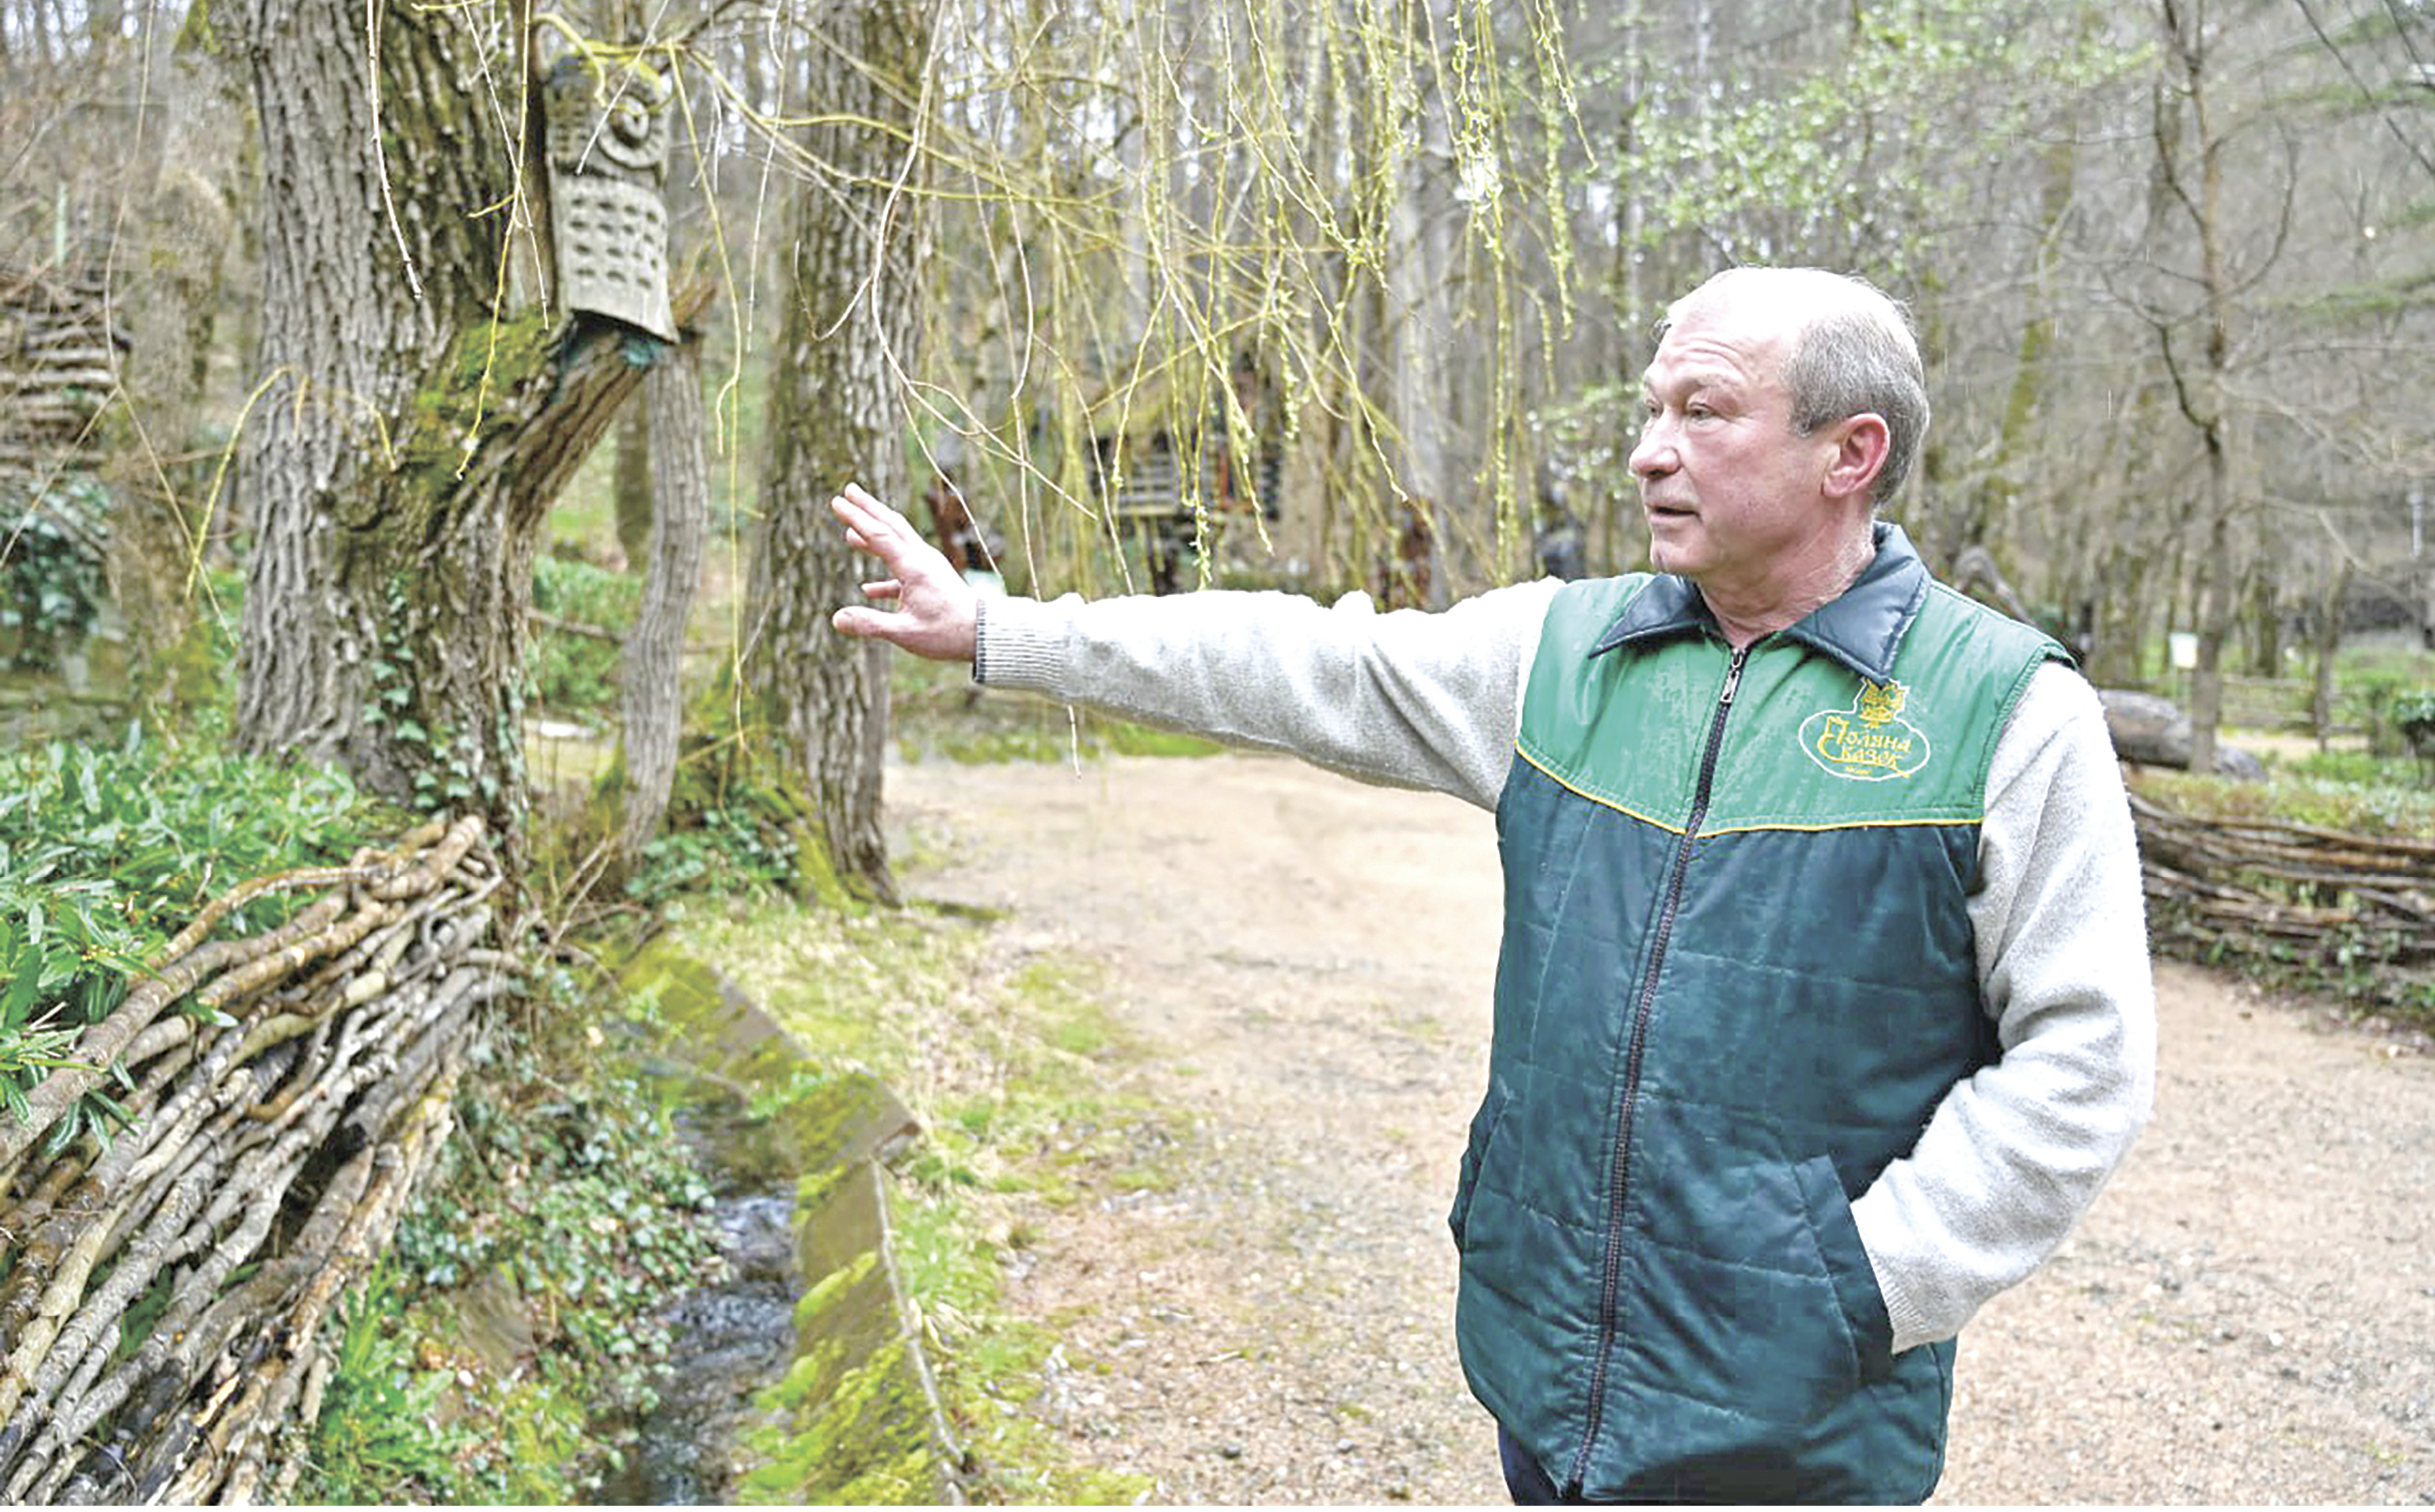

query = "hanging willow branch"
[{"left": 0, "top": 814, "right": 513, "bottom": 1506}]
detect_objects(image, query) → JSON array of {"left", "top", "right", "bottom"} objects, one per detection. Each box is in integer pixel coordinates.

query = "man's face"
[{"left": 1629, "top": 299, "right": 1842, "bottom": 610}]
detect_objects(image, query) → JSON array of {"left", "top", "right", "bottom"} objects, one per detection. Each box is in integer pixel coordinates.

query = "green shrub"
[
  {"left": 1, "top": 476, "right": 111, "bottom": 671},
  {"left": 2138, "top": 764, "right": 2435, "bottom": 837},
  {"left": 2271, "top": 746, "right": 2424, "bottom": 791},
  {"left": 305, "top": 1263, "right": 462, "bottom": 1503},
  {"left": 2327, "top": 641, "right": 2435, "bottom": 755},
  {"left": 2392, "top": 689, "right": 2435, "bottom": 780},
  {"left": 626, "top": 792, "right": 807, "bottom": 906},
  {"left": 0, "top": 732, "right": 394, "bottom": 1145},
  {"left": 529, "top": 553, "right": 640, "bottom": 719},
  {"left": 606, "top": 673, "right": 860, "bottom": 910}
]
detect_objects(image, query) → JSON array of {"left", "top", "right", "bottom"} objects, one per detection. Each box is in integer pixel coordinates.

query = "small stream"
[{"left": 594, "top": 1108, "right": 799, "bottom": 1505}]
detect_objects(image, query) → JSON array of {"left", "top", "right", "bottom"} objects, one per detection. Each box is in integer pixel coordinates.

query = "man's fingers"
[
  {"left": 830, "top": 494, "right": 881, "bottom": 543},
  {"left": 829, "top": 493, "right": 889, "bottom": 552},
  {"left": 833, "top": 483, "right": 950, "bottom": 582},
  {"left": 831, "top": 604, "right": 899, "bottom": 642},
  {"left": 831, "top": 482, "right": 910, "bottom": 539},
  {"left": 840, "top": 481, "right": 894, "bottom": 520},
  {"left": 830, "top": 481, "right": 977, "bottom": 664}
]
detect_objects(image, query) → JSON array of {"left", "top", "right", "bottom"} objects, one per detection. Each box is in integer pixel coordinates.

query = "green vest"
[{"left": 1451, "top": 525, "right": 2062, "bottom": 1502}]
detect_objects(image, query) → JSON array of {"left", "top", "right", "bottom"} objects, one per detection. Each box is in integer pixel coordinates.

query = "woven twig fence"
[
  {"left": 2130, "top": 789, "right": 2435, "bottom": 1015},
  {"left": 0, "top": 814, "right": 511, "bottom": 1504}
]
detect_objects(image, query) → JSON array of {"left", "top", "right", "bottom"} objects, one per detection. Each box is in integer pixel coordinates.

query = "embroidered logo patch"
[{"left": 1799, "top": 681, "right": 1931, "bottom": 781}]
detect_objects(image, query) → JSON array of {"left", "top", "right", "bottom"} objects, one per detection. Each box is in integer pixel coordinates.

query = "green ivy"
[
  {"left": 626, "top": 798, "right": 805, "bottom": 906},
  {"left": 315, "top": 986, "right": 720, "bottom": 1504},
  {"left": 616, "top": 692, "right": 836, "bottom": 909},
  {"left": 0, "top": 731, "right": 394, "bottom": 1137},
  {"left": 305, "top": 1262, "right": 463, "bottom": 1504},
  {"left": 1, "top": 476, "right": 111, "bottom": 671}
]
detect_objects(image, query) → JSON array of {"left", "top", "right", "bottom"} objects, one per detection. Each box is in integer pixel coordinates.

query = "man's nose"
[{"left": 1630, "top": 421, "right": 1673, "bottom": 479}]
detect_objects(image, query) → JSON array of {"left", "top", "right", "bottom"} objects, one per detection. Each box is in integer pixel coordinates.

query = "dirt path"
[{"left": 887, "top": 752, "right": 2434, "bottom": 1505}]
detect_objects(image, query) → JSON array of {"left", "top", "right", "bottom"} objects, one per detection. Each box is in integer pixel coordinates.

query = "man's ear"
[{"left": 1821, "top": 414, "right": 1891, "bottom": 505}]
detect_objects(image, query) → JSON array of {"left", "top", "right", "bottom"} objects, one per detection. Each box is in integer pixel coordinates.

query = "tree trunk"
[
  {"left": 233, "top": 0, "right": 672, "bottom": 844},
  {"left": 232, "top": 0, "right": 501, "bottom": 797},
  {"left": 1961, "top": 137, "right": 2078, "bottom": 573},
  {"left": 2246, "top": 568, "right": 2280, "bottom": 678},
  {"left": 2155, "top": 0, "right": 2245, "bottom": 779},
  {"left": 2416, "top": 488, "right": 2434, "bottom": 651},
  {"left": 613, "top": 397, "right": 653, "bottom": 571},
  {"left": 744, "top": 0, "right": 935, "bottom": 904},
  {"left": 2311, "top": 558, "right": 2350, "bottom": 749},
  {"left": 620, "top": 331, "right": 709, "bottom": 857}
]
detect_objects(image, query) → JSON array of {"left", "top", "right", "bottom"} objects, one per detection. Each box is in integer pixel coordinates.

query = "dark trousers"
[{"left": 1499, "top": 1424, "right": 1574, "bottom": 1505}]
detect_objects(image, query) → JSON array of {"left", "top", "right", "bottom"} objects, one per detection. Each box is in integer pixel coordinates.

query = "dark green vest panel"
[{"left": 1453, "top": 555, "right": 2061, "bottom": 1503}]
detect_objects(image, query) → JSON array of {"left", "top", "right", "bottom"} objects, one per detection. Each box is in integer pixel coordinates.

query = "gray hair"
[{"left": 1670, "top": 267, "right": 1931, "bottom": 507}]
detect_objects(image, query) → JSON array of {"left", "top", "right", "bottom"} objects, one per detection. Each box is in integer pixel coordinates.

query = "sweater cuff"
[
  {"left": 1852, "top": 1197, "right": 1938, "bottom": 1355},
  {"left": 972, "top": 594, "right": 1065, "bottom": 693}
]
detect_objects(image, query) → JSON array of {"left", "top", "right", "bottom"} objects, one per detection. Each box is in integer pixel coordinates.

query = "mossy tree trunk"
[
  {"left": 744, "top": 0, "right": 935, "bottom": 905},
  {"left": 231, "top": 0, "right": 664, "bottom": 841}
]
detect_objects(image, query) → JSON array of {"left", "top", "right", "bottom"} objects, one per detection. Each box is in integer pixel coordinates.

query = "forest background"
[{"left": 2, "top": 0, "right": 2433, "bottom": 1500}]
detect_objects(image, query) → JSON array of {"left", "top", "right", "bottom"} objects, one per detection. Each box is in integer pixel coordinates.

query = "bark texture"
[
  {"left": 620, "top": 330, "right": 709, "bottom": 856},
  {"left": 613, "top": 397, "right": 653, "bottom": 570},
  {"left": 745, "top": 0, "right": 936, "bottom": 903},
  {"left": 232, "top": 0, "right": 673, "bottom": 840},
  {"left": 233, "top": 0, "right": 489, "bottom": 777}
]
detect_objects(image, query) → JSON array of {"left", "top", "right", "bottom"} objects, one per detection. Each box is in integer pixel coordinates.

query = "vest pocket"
[
  {"left": 1790, "top": 1154, "right": 1897, "bottom": 1385},
  {"left": 1448, "top": 1088, "right": 1509, "bottom": 1249},
  {"left": 1625, "top": 1149, "right": 1895, "bottom": 1429}
]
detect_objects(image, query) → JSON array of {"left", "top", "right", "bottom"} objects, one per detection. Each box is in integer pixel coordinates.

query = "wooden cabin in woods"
[
  {"left": 0, "top": 258, "right": 126, "bottom": 495},
  {"left": 1084, "top": 353, "right": 1285, "bottom": 594},
  {"left": 1, "top": 258, "right": 127, "bottom": 665}
]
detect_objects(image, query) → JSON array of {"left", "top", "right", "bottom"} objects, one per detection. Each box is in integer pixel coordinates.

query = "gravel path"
[{"left": 887, "top": 751, "right": 2434, "bottom": 1505}]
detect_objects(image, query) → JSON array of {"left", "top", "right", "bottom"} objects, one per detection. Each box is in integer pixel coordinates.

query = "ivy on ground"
[{"left": 302, "top": 969, "right": 720, "bottom": 1504}]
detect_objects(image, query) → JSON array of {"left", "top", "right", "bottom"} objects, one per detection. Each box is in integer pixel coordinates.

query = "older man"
[{"left": 830, "top": 266, "right": 2154, "bottom": 1504}]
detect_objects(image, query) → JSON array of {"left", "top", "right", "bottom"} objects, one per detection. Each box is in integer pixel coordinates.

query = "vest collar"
[{"left": 1589, "top": 521, "right": 1931, "bottom": 685}]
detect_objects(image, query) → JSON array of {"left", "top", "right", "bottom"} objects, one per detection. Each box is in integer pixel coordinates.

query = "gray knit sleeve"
[
  {"left": 972, "top": 582, "right": 1563, "bottom": 810},
  {"left": 1850, "top": 661, "right": 2159, "bottom": 1353}
]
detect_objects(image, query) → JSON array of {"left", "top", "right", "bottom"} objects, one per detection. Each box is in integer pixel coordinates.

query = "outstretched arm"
[
  {"left": 829, "top": 480, "right": 1560, "bottom": 808},
  {"left": 977, "top": 574, "right": 1563, "bottom": 808},
  {"left": 829, "top": 482, "right": 978, "bottom": 663}
]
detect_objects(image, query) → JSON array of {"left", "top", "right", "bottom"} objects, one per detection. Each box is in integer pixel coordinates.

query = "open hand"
[{"left": 828, "top": 482, "right": 980, "bottom": 664}]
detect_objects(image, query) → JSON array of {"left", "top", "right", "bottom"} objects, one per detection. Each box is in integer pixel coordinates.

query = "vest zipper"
[{"left": 1566, "top": 642, "right": 1747, "bottom": 1495}]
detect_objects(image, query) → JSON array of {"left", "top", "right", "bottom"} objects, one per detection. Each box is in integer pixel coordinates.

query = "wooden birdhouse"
[{"left": 536, "top": 48, "right": 676, "bottom": 342}]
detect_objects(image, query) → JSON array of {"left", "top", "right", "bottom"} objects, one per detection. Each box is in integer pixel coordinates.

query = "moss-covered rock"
[
  {"left": 741, "top": 1159, "right": 958, "bottom": 1503},
  {"left": 612, "top": 940, "right": 959, "bottom": 1501},
  {"left": 619, "top": 936, "right": 920, "bottom": 1186},
  {"left": 742, "top": 1340, "right": 954, "bottom": 1504}
]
